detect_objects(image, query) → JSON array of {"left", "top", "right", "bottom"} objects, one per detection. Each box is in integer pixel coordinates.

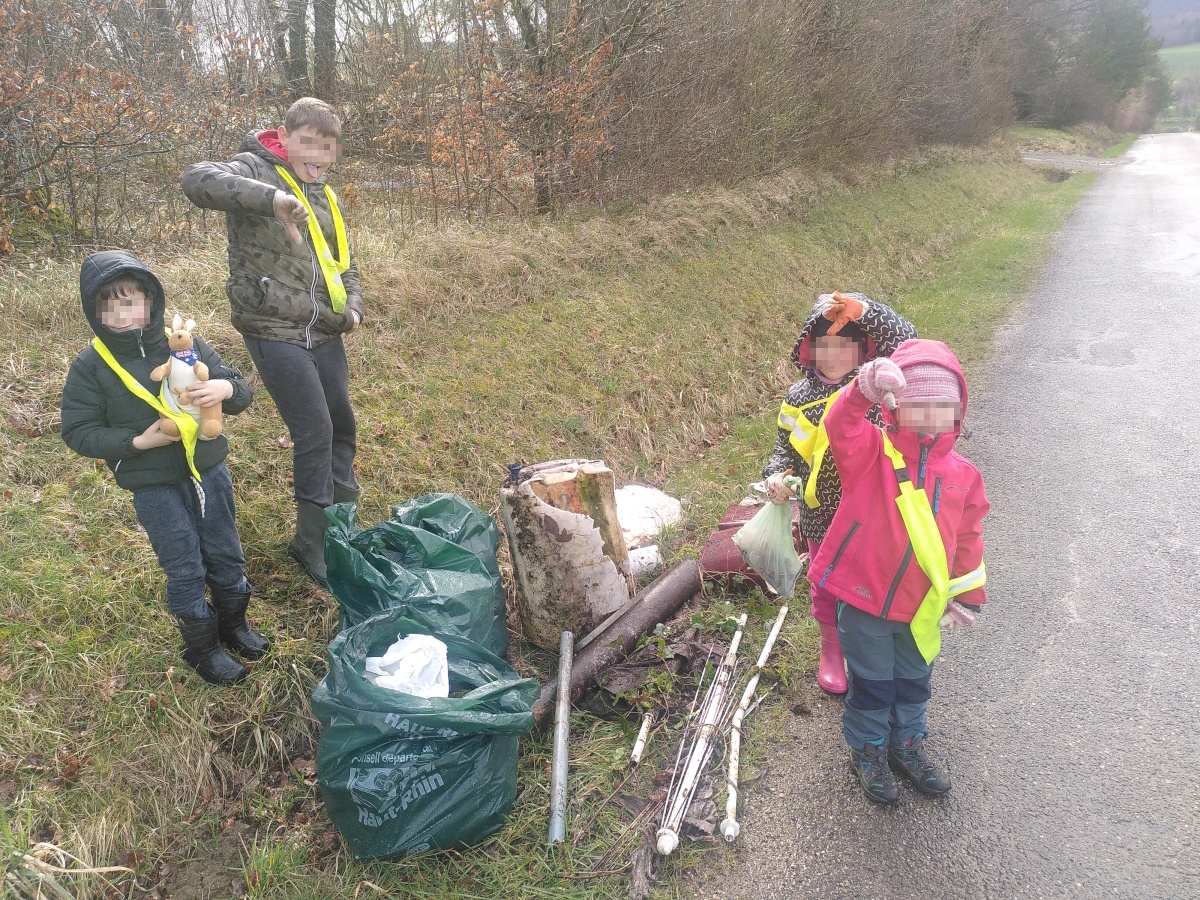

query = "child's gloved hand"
[
  {"left": 765, "top": 470, "right": 796, "bottom": 505},
  {"left": 824, "top": 291, "right": 868, "bottom": 336},
  {"left": 856, "top": 357, "right": 905, "bottom": 409},
  {"left": 939, "top": 600, "right": 977, "bottom": 629}
]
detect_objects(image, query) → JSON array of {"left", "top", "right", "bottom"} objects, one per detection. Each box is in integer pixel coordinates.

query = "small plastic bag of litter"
[
  {"left": 364, "top": 634, "right": 450, "bottom": 698},
  {"left": 732, "top": 494, "right": 803, "bottom": 596}
]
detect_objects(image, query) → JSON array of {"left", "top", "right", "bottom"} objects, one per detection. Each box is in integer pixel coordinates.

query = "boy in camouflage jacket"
[{"left": 182, "top": 97, "right": 363, "bottom": 585}]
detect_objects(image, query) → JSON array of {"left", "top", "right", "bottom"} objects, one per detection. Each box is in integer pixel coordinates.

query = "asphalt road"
[{"left": 685, "top": 134, "right": 1200, "bottom": 899}]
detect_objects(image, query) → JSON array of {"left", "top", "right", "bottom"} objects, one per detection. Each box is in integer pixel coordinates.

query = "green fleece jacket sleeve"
[{"left": 60, "top": 363, "right": 142, "bottom": 461}]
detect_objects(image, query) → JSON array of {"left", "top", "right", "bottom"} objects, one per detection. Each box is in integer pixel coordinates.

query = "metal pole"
[{"left": 548, "top": 630, "right": 574, "bottom": 845}]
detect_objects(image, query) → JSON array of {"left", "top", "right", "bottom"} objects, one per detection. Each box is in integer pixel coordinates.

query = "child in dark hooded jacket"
[
  {"left": 61, "top": 250, "right": 268, "bottom": 686},
  {"left": 813, "top": 338, "right": 988, "bottom": 803},
  {"left": 762, "top": 291, "right": 916, "bottom": 694}
]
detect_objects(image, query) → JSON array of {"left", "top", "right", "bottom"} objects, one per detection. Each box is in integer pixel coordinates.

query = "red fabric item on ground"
[{"left": 700, "top": 502, "right": 804, "bottom": 591}]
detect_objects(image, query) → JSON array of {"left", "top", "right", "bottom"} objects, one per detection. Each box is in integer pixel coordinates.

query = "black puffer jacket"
[
  {"left": 763, "top": 293, "right": 917, "bottom": 542},
  {"left": 60, "top": 250, "right": 253, "bottom": 492}
]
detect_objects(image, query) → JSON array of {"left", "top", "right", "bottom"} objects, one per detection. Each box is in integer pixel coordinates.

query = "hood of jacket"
[
  {"left": 790, "top": 293, "right": 880, "bottom": 383},
  {"left": 880, "top": 338, "right": 969, "bottom": 464},
  {"left": 241, "top": 130, "right": 330, "bottom": 185},
  {"left": 79, "top": 250, "right": 169, "bottom": 358}
]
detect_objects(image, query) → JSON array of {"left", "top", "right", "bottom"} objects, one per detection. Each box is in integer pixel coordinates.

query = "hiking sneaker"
[
  {"left": 888, "top": 734, "right": 951, "bottom": 796},
  {"left": 849, "top": 742, "right": 900, "bottom": 804}
]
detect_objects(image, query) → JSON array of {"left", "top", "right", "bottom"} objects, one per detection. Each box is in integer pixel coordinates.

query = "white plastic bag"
[
  {"left": 614, "top": 484, "right": 684, "bottom": 548},
  {"left": 628, "top": 544, "right": 662, "bottom": 577},
  {"left": 363, "top": 633, "right": 450, "bottom": 698},
  {"left": 732, "top": 501, "right": 803, "bottom": 597}
]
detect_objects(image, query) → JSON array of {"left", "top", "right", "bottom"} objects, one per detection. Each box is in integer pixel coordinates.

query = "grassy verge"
[
  {"left": 0, "top": 140, "right": 1098, "bottom": 899},
  {"left": 1011, "top": 124, "right": 1130, "bottom": 156}
]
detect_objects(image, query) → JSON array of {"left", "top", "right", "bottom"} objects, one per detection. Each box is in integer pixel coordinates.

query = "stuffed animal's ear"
[
  {"left": 172, "top": 313, "right": 183, "bottom": 331},
  {"left": 184, "top": 318, "right": 196, "bottom": 332}
]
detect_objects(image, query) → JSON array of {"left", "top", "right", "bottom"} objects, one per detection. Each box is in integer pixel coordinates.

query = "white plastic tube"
[
  {"left": 720, "top": 605, "right": 788, "bottom": 843},
  {"left": 657, "top": 614, "right": 747, "bottom": 855},
  {"left": 630, "top": 712, "right": 654, "bottom": 766}
]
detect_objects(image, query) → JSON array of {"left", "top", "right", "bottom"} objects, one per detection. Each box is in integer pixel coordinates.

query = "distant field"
[{"left": 1161, "top": 42, "right": 1200, "bottom": 80}]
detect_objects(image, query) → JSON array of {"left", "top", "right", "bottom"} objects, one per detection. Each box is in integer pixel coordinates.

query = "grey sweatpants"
[
  {"left": 244, "top": 335, "right": 358, "bottom": 507},
  {"left": 837, "top": 599, "right": 934, "bottom": 749}
]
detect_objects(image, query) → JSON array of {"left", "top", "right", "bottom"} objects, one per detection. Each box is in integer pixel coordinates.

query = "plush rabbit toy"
[{"left": 150, "top": 314, "right": 222, "bottom": 440}]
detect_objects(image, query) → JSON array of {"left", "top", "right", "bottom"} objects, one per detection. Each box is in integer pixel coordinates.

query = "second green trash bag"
[
  {"left": 311, "top": 609, "right": 539, "bottom": 859},
  {"left": 324, "top": 494, "right": 509, "bottom": 656}
]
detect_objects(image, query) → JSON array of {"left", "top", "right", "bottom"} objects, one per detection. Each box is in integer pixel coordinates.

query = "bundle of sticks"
[{"left": 656, "top": 605, "right": 789, "bottom": 855}]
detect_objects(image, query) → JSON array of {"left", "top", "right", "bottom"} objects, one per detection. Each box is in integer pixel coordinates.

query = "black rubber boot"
[
  {"left": 332, "top": 483, "right": 360, "bottom": 506},
  {"left": 290, "top": 501, "right": 329, "bottom": 586},
  {"left": 850, "top": 742, "right": 901, "bottom": 804},
  {"left": 177, "top": 613, "right": 247, "bottom": 685},
  {"left": 889, "top": 733, "right": 951, "bottom": 796},
  {"left": 210, "top": 582, "right": 271, "bottom": 660}
]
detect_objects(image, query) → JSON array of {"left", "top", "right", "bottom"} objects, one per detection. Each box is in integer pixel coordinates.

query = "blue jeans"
[
  {"left": 837, "top": 600, "right": 933, "bottom": 749},
  {"left": 131, "top": 463, "right": 247, "bottom": 619}
]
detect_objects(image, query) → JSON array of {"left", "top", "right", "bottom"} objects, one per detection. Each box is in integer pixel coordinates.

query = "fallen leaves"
[{"left": 98, "top": 674, "right": 128, "bottom": 701}]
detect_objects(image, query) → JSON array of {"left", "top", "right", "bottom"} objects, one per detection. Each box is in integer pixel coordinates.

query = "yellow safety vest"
[
  {"left": 92, "top": 336, "right": 203, "bottom": 482},
  {"left": 778, "top": 387, "right": 844, "bottom": 509},
  {"left": 275, "top": 165, "right": 351, "bottom": 313},
  {"left": 880, "top": 432, "right": 986, "bottom": 664}
]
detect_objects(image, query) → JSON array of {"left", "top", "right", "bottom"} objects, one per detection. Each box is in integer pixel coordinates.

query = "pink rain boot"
[{"left": 817, "top": 623, "right": 847, "bottom": 695}]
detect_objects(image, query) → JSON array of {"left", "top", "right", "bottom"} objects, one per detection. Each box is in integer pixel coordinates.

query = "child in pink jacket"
[{"left": 811, "top": 338, "right": 988, "bottom": 803}]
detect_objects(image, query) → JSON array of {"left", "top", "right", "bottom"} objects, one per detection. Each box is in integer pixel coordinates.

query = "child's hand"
[
  {"left": 765, "top": 471, "right": 796, "bottom": 504},
  {"left": 857, "top": 358, "right": 905, "bottom": 409},
  {"left": 184, "top": 379, "right": 234, "bottom": 408},
  {"left": 939, "top": 600, "right": 977, "bottom": 629},
  {"left": 824, "top": 291, "right": 867, "bottom": 335},
  {"left": 348, "top": 310, "right": 361, "bottom": 331},
  {"left": 132, "top": 420, "right": 182, "bottom": 450},
  {"left": 273, "top": 190, "right": 309, "bottom": 243}
]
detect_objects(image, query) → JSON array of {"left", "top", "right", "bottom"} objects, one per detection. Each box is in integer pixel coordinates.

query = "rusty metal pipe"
[{"left": 532, "top": 559, "right": 703, "bottom": 730}]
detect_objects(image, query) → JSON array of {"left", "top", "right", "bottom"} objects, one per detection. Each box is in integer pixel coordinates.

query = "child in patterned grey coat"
[{"left": 762, "top": 291, "right": 917, "bottom": 693}]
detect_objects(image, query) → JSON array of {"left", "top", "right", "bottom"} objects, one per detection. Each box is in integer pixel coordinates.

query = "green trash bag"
[
  {"left": 311, "top": 609, "right": 539, "bottom": 859},
  {"left": 392, "top": 493, "right": 503, "bottom": 581},
  {"left": 325, "top": 497, "right": 508, "bottom": 656}
]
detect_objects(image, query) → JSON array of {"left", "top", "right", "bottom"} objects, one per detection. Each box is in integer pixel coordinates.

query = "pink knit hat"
[{"left": 899, "top": 362, "right": 962, "bottom": 403}]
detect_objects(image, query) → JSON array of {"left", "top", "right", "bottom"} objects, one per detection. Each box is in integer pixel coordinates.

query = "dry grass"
[{"left": 0, "top": 135, "right": 1099, "bottom": 898}]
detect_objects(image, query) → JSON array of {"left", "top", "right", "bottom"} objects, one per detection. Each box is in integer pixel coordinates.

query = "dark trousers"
[
  {"left": 837, "top": 600, "right": 933, "bottom": 749},
  {"left": 131, "top": 462, "right": 247, "bottom": 618},
  {"left": 244, "top": 335, "right": 358, "bottom": 507}
]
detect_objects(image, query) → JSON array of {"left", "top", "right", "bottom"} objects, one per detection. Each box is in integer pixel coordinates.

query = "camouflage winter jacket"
[
  {"left": 763, "top": 294, "right": 917, "bottom": 543},
  {"left": 181, "top": 131, "right": 363, "bottom": 349}
]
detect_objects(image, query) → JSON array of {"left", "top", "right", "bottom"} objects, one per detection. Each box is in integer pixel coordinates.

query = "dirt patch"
[
  {"left": 1021, "top": 153, "right": 1127, "bottom": 172},
  {"left": 167, "top": 820, "right": 255, "bottom": 900}
]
